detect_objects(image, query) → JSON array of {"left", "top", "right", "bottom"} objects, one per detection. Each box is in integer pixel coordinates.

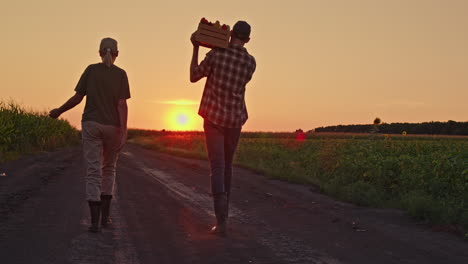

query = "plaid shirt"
[{"left": 192, "top": 44, "right": 256, "bottom": 128}]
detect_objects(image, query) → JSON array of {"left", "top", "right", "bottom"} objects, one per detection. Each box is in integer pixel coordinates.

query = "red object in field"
[
  {"left": 295, "top": 130, "right": 306, "bottom": 141},
  {"left": 194, "top": 18, "right": 230, "bottom": 49}
]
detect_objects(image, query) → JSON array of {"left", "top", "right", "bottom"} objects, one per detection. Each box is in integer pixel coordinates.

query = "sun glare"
[{"left": 165, "top": 105, "right": 201, "bottom": 131}]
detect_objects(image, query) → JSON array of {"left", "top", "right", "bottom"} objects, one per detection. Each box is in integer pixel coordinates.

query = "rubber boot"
[
  {"left": 210, "top": 192, "right": 228, "bottom": 236},
  {"left": 100, "top": 194, "right": 113, "bottom": 228},
  {"left": 88, "top": 201, "right": 101, "bottom": 233}
]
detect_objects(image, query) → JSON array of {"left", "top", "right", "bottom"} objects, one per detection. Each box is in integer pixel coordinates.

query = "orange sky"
[{"left": 2, "top": 0, "right": 467, "bottom": 131}]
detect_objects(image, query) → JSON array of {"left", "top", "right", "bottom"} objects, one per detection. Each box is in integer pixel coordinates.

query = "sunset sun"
[
  {"left": 163, "top": 100, "right": 201, "bottom": 131},
  {"left": 177, "top": 113, "right": 189, "bottom": 125}
]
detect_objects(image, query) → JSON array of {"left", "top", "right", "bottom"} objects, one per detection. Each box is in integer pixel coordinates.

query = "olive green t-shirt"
[{"left": 75, "top": 63, "right": 130, "bottom": 127}]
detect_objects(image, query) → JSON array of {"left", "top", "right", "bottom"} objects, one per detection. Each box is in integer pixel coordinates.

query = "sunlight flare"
[{"left": 164, "top": 105, "right": 201, "bottom": 131}]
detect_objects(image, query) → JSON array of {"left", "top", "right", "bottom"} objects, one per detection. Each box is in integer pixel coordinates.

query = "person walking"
[
  {"left": 190, "top": 21, "right": 256, "bottom": 236},
  {"left": 49, "top": 38, "right": 130, "bottom": 233}
]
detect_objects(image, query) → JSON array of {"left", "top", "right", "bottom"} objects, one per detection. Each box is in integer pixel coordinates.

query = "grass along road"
[{"left": 129, "top": 132, "right": 468, "bottom": 236}]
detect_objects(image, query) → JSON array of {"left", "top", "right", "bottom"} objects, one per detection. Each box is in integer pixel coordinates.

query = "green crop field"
[
  {"left": 0, "top": 101, "right": 80, "bottom": 162},
  {"left": 129, "top": 130, "right": 468, "bottom": 235}
]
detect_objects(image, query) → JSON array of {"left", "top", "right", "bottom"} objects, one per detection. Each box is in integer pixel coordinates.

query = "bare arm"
[
  {"left": 190, "top": 32, "right": 200, "bottom": 83},
  {"left": 118, "top": 99, "right": 128, "bottom": 148},
  {"left": 118, "top": 99, "right": 128, "bottom": 130},
  {"left": 49, "top": 92, "right": 84, "bottom": 119}
]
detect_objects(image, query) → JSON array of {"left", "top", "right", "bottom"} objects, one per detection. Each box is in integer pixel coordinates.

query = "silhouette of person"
[
  {"left": 190, "top": 21, "right": 256, "bottom": 236},
  {"left": 49, "top": 38, "right": 130, "bottom": 233}
]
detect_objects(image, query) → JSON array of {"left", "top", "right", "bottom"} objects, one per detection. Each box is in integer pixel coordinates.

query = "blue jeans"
[{"left": 203, "top": 119, "right": 242, "bottom": 195}]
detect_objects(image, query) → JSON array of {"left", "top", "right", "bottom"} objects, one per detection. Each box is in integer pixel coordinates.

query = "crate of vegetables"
[{"left": 195, "top": 18, "right": 230, "bottom": 49}]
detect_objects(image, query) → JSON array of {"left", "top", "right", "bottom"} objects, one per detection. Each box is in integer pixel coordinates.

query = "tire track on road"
[{"left": 121, "top": 150, "right": 342, "bottom": 264}]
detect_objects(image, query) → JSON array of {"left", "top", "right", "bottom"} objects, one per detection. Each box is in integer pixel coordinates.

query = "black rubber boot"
[
  {"left": 100, "top": 194, "right": 113, "bottom": 228},
  {"left": 210, "top": 192, "right": 228, "bottom": 236},
  {"left": 88, "top": 201, "right": 101, "bottom": 233}
]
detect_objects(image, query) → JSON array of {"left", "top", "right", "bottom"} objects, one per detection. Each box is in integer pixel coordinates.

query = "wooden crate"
[{"left": 195, "top": 23, "right": 230, "bottom": 48}]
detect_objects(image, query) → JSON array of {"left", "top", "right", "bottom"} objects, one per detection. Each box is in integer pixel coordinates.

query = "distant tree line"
[{"left": 314, "top": 121, "right": 468, "bottom": 135}]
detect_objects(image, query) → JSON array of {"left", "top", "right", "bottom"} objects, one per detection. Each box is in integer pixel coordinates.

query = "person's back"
[
  {"left": 77, "top": 63, "right": 130, "bottom": 127},
  {"left": 198, "top": 45, "right": 256, "bottom": 128}
]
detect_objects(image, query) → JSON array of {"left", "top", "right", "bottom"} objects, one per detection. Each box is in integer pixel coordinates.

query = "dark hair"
[{"left": 232, "top": 21, "right": 251, "bottom": 41}]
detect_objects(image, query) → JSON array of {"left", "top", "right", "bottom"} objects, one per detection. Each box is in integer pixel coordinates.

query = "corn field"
[{"left": 0, "top": 101, "right": 80, "bottom": 162}]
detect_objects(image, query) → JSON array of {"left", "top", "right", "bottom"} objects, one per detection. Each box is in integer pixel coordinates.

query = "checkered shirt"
[{"left": 193, "top": 44, "right": 256, "bottom": 128}]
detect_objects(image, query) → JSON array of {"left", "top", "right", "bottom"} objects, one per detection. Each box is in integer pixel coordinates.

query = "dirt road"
[{"left": 0, "top": 144, "right": 466, "bottom": 264}]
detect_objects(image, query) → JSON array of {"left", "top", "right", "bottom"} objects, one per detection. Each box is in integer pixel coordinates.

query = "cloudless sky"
[{"left": 2, "top": 0, "right": 467, "bottom": 131}]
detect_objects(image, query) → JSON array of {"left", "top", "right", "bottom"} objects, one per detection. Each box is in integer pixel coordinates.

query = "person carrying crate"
[{"left": 190, "top": 21, "right": 256, "bottom": 236}]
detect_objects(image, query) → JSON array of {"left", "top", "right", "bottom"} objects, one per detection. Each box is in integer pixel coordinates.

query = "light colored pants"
[{"left": 82, "top": 121, "right": 121, "bottom": 201}]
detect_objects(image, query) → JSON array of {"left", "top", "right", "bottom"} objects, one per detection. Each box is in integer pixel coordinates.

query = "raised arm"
[
  {"left": 190, "top": 32, "right": 215, "bottom": 83},
  {"left": 190, "top": 32, "right": 200, "bottom": 83},
  {"left": 49, "top": 92, "right": 84, "bottom": 119}
]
